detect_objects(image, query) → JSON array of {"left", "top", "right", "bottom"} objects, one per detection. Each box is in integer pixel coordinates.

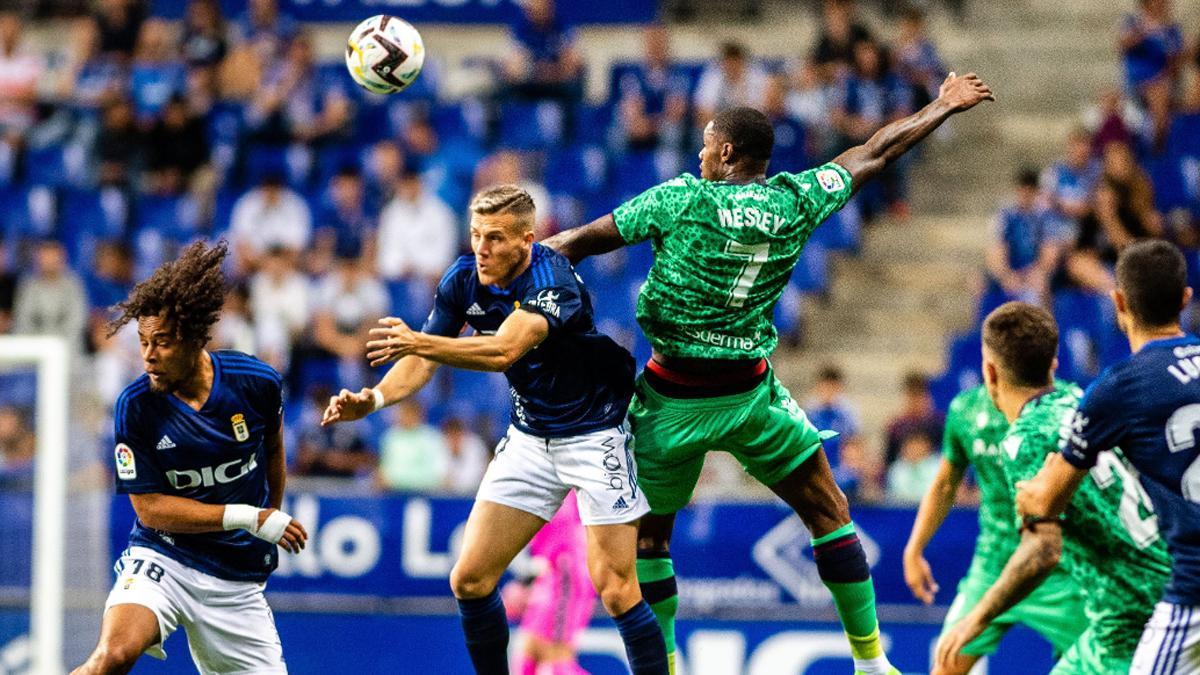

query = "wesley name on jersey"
[{"left": 114, "top": 351, "right": 284, "bottom": 581}]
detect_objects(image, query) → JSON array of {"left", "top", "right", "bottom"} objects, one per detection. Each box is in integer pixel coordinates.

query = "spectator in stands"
[
  {"left": 316, "top": 167, "right": 376, "bottom": 268},
  {"left": 886, "top": 431, "right": 940, "bottom": 505},
  {"left": 1068, "top": 171, "right": 1163, "bottom": 293},
  {"left": 762, "top": 74, "right": 808, "bottom": 173},
  {"left": 212, "top": 282, "right": 256, "bottom": 354},
  {"left": 129, "top": 19, "right": 187, "bottom": 127},
  {"left": 13, "top": 240, "right": 88, "bottom": 355},
  {"left": 378, "top": 167, "right": 459, "bottom": 283},
  {"left": 228, "top": 171, "right": 312, "bottom": 275},
  {"left": 377, "top": 399, "right": 450, "bottom": 492},
  {"left": 693, "top": 41, "right": 769, "bottom": 125},
  {"left": 181, "top": 0, "right": 228, "bottom": 70},
  {"left": 250, "top": 246, "right": 310, "bottom": 372},
  {"left": 1087, "top": 87, "right": 1140, "bottom": 154},
  {"left": 246, "top": 31, "right": 353, "bottom": 147},
  {"left": 0, "top": 11, "right": 43, "bottom": 149},
  {"left": 55, "top": 17, "right": 124, "bottom": 113},
  {"left": 1042, "top": 128, "right": 1101, "bottom": 220},
  {"left": 441, "top": 416, "right": 490, "bottom": 495},
  {"left": 985, "top": 168, "right": 1074, "bottom": 307},
  {"left": 93, "top": 0, "right": 145, "bottom": 61},
  {"left": 812, "top": 0, "right": 873, "bottom": 77},
  {"left": 0, "top": 405, "right": 34, "bottom": 478},
  {"left": 804, "top": 366, "right": 866, "bottom": 491},
  {"left": 144, "top": 95, "right": 209, "bottom": 195},
  {"left": 785, "top": 58, "right": 838, "bottom": 161},
  {"left": 1119, "top": 0, "right": 1184, "bottom": 147},
  {"left": 883, "top": 371, "right": 943, "bottom": 466},
  {"left": 615, "top": 25, "right": 691, "bottom": 151},
  {"left": 84, "top": 240, "right": 133, "bottom": 312},
  {"left": 311, "top": 237, "right": 388, "bottom": 389},
  {"left": 0, "top": 240, "right": 16, "bottom": 334},
  {"left": 365, "top": 140, "right": 406, "bottom": 211},
  {"left": 231, "top": 0, "right": 295, "bottom": 63},
  {"left": 94, "top": 96, "right": 140, "bottom": 186},
  {"left": 894, "top": 7, "right": 944, "bottom": 110},
  {"left": 835, "top": 37, "right": 913, "bottom": 217},
  {"left": 502, "top": 0, "right": 584, "bottom": 103},
  {"left": 295, "top": 386, "right": 376, "bottom": 478}
]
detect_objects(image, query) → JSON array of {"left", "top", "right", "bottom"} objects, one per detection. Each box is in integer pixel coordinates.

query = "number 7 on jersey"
[{"left": 725, "top": 241, "right": 770, "bottom": 308}]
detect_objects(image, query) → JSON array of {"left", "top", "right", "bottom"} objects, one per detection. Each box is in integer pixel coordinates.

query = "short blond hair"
[{"left": 470, "top": 184, "right": 536, "bottom": 218}]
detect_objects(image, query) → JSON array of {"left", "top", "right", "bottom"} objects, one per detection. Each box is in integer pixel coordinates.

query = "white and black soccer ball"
[{"left": 344, "top": 15, "right": 425, "bottom": 95}]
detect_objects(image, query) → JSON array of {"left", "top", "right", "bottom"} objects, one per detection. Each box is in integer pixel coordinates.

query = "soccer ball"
[{"left": 344, "top": 15, "right": 425, "bottom": 95}]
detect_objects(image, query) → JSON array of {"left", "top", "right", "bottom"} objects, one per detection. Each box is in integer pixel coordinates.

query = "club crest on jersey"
[
  {"left": 231, "top": 414, "right": 250, "bottom": 442},
  {"left": 115, "top": 443, "right": 137, "bottom": 480},
  {"left": 816, "top": 168, "right": 845, "bottom": 193}
]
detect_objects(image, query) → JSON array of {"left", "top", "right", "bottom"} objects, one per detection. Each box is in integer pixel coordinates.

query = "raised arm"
[
  {"left": 833, "top": 72, "right": 994, "bottom": 195},
  {"left": 320, "top": 352, "right": 440, "bottom": 426},
  {"left": 541, "top": 213, "right": 625, "bottom": 265}
]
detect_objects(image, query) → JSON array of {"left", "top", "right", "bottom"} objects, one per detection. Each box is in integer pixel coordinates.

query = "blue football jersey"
[
  {"left": 1062, "top": 334, "right": 1200, "bottom": 605},
  {"left": 423, "top": 243, "right": 635, "bottom": 438},
  {"left": 113, "top": 351, "right": 283, "bottom": 582}
]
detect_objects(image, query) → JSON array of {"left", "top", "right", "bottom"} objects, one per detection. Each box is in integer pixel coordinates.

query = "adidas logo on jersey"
[
  {"left": 612, "top": 496, "right": 629, "bottom": 512},
  {"left": 466, "top": 303, "right": 485, "bottom": 316},
  {"left": 156, "top": 435, "right": 176, "bottom": 450}
]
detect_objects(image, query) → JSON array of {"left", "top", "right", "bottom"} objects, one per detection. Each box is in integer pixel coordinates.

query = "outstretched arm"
[
  {"left": 541, "top": 213, "right": 624, "bottom": 265},
  {"left": 935, "top": 521, "right": 1062, "bottom": 668},
  {"left": 365, "top": 310, "right": 550, "bottom": 372},
  {"left": 833, "top": 72, "right": 994, "bottom": 195},
  {"left": 903, "top": 458, "right": 966, "bottom": 604}
]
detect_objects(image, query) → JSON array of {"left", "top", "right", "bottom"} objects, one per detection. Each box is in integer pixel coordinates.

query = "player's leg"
[
  {"left": 733, "top": 373, "right": 893, "bottom": 675},
  {"left": 584, "top": 521, "right": 669, "bottom": 675},
  {"left": 552, "top": 425, "right": 668, "bottom": 674},
  {"left": 1131, "top": 601, "right": 1200, "bottom": 674},
  {"left": 181, "top": 577, "right": 286, "bottom": 675},
  {"left": 72, "top": 605, "right": 161, "bottom": 675},
  {"left": 74, "top": 547, "right": 187, "bottom": 674},
  {"left": 636, "top": 513, "right": 679, "bottom": 675},
  {"left": 461, "top": 427, "right": 572, "bottom": 674}
]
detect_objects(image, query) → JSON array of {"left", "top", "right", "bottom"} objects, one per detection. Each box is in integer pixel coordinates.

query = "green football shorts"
[
  {"left": 942, "top": 557, "right": 1087, "bottom": 657},
  {"left": 627, "top": 365, "right": 827, "bottom": 515},
  {"left": 1050, "top": 624, "right": 1135, "bottom": 675}
]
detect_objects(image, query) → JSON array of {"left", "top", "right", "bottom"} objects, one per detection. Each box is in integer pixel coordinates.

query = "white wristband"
[
  {"left": 255, "top": 510, "right": 292, "bottom": 544},
  {"left": 222, "top": 504, "right": 260, "bottom": 533},
  {"left": 370, "top": 387, "right": 386, "bottom": 412}
]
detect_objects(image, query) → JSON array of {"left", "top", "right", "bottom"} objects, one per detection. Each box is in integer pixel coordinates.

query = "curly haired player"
[{"left": 74, "top": 240, "right": 307, "bottom": 675}]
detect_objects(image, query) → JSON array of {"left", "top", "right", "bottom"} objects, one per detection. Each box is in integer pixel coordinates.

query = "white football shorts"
[
  {"left": 1131, "top": 601, "right": 1200, "bottom": 674},
  {"left": 477, "top": 424, "right": 650, "bottom": 526},
  {"left": 104, "top": 546, "right": 287, "bottom": 674}
]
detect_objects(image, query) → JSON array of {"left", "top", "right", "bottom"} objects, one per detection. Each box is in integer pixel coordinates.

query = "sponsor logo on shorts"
[
  {"left": 115, "top": 443, "right": 137, "bottom": 480},
  {"left": 816, "top": 169, "right": 845, "bottom": 193},
  {"left": 612, "top": 496, "right": 629, "bottom": 512},
  {"left": 600, "top": 436, "right": 627, "bottom": 492}
]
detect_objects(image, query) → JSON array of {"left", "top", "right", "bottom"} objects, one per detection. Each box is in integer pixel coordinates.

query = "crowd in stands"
[{"left": 0, "top": 0, "right": 960, "bottom": 502}]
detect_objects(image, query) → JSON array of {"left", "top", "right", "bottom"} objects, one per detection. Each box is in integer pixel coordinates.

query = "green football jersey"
[
  {"left": 611, "top": 163, "right": 853, "bottom": 359},
  {"left": 1001, "top": 386, "right": 1170, "bottom": 662},
  {"left": 942, "top": 385, "right": 1013, "bottom": 578}
]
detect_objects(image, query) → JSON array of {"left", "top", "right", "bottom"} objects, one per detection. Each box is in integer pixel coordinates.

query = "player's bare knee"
[
  {"left": 449, "top": 562, "right": 498, "bottom": 599},
  {"left": 87, "top": 642, "right": 141, "bottom": 675},
  {"left": 590, "top": 563, "right": 640, "bottom": 616}
]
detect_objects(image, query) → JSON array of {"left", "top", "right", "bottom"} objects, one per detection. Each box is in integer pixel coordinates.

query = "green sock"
[
  {"left": 636, "top": 554, "right": 678, "bottom": 670},
  {"left": 812, "top": 523, "right": 883, "bottom": 657}
]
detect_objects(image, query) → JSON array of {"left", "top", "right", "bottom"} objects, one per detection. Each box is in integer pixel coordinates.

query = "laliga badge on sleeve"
[
  {"left": 816, "top": 168, "right": 845, "bottom": 193},
  {"left": 231, "top": 413, "right": 250, "bottom": 442},
  {"left": 115, "top": 443, "right": 137, "bottom": 480}
]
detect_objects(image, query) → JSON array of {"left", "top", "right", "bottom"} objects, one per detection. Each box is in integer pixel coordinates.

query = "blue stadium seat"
[
  {"left": 21, "top": 145, "right": 68, "bottom": 187},
  {"left": 386, "top": 278, "right": 436, "bottom": 329},
  {"left": 3, "top": 185, "right": 57, "bottom": 245},
  {"left": 573, "top": 102, "right": 614, "bottom": 146},
  {"left": 497, "top": 101, "right": 566, "bottom": 150},
  {"left": 1052, "top": 290, "right": 1126, "bottom": 385},
  {"left": 545, "top": 144, "right": 609, "bottom": 198},
  {"left": 59, "top": 187, "right": 130, "bottom": 265}
]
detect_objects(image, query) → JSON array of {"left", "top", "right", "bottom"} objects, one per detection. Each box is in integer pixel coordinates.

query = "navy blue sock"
[
  {"left": 613, "top": 600, "right": 669, "bottom": 675},
  {"left": 457, "top": 589, "right": 509, "bottom": 675}
]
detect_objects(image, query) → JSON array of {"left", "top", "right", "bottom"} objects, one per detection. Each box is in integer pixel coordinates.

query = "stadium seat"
[
  {"left": 544, "top": 144, "right": 609, "bottom": 199},
  {"left": 931, "top": 331, "right": 984, "bottom": 411},
  {"left": 21, "top": 144, "right": 69, "bottom": 187},
  {"left": 386, "top": 278, "right": 436, "bottom": 329},
  {"left": 790, "top": 242, "right": 830, "bottom": 294},
  {"left": 497, "top": 101, "right": 565, "bottom": 150},
  {"left": 3, "top": 184, "right": 57, "bottom": 245}
]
